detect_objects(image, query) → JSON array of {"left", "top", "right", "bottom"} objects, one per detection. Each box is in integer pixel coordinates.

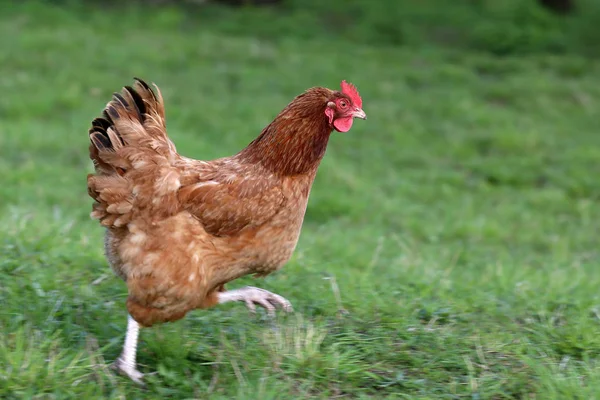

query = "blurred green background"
[{"left": 2, "top": 0, "right": 600, "bottom": 398}]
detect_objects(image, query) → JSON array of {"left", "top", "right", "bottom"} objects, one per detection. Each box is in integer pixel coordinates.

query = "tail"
[{"left": 87, "top": 78, "right": 181, "bottom": 227}]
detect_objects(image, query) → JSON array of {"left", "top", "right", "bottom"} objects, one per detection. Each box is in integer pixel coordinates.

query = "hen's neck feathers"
[{"left": 237, "top": 87, "right": 334, "bottom": 176}]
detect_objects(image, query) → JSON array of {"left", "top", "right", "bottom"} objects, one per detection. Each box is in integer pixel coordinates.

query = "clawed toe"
[
  {"left": 218, "top": 286, "right": 293, "bottom": 317},
  {"left": 244, "top": 286, "right": 293, "bottom": 316},
  {"left": 112, "top": 356, "right": 145, "bottom": 385}
]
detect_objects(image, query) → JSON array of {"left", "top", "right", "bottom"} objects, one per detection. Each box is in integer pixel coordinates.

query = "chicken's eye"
[{"left": 339, "top": 100, "right": 348, "bottom": 109}]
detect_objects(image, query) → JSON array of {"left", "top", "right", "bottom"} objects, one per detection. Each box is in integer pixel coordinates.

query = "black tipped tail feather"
[
  {"left": 88, "top": 78, "right": 154, "bottom": 156},
  {"left": 87, "top": 78, "right": 180, "bottom": 227}
]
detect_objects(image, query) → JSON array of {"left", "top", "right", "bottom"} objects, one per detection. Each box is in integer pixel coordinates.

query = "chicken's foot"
[
  {"left": 112, "top": 314, "right": 145, "bottom": 384},
  {"left": 217, "top": 286, "right": 293, "bottom": 317}
]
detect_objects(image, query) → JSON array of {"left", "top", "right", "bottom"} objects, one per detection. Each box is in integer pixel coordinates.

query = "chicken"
[{"left": 87, "top": 78, "right": 366, "bottom": 383}]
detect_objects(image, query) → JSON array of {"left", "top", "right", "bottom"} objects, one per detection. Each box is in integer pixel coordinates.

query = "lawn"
[{"left": 2, "top": 1, "right": 600, "bottom": 398}]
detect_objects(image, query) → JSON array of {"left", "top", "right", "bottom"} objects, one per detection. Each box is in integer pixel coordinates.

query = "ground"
[{"left": 1, "top": 1, "right": 600, "bottom": 399}]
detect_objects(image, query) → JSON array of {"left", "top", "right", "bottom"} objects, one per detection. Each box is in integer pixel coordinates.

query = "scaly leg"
[
  {"left": 112, "top": 314, "right": 144, "bottom": 384},
  {"left": 112, "top": 288, "right": 290, "bottom": 384},
  {"left": 217, "top": 286, "right": 293, "bottom": 316}
]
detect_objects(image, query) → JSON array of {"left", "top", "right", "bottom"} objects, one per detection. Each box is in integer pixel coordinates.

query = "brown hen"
[{"left": 87, "top": 78, "right": 366, "bottom": 383}]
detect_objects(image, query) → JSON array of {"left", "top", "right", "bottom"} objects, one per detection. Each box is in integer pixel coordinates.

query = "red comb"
[{"left": 341, "top": 80, "right": 362, "bottom": 108}]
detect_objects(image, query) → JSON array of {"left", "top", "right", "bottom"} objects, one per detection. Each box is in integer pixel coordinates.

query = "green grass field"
[{"left": 2, "top": 1, "right": 600, "bottom": 398}]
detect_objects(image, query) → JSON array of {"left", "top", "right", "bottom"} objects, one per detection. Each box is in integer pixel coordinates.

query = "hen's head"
[{"left": 325, "top": 80, "right": 366, "bottom": 132}]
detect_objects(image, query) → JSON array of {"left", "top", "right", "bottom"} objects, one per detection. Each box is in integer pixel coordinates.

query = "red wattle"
[{"left": 333, "top": 117, "right": 353, "bottom": 132}]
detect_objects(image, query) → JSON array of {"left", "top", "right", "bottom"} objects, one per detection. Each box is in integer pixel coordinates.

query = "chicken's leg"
[
  {"left": 112, "top": 314, "right": 144, "bottom": 384},
  {"left": 217, "top": 286, "right": 293, "bottom": 316}
]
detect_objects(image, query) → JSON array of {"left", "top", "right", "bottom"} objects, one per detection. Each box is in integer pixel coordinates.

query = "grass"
[{"left": 2, "top": 0, "right": 600, "bottom": 398}]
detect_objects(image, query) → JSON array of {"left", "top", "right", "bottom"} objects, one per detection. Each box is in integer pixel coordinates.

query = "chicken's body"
[
  {"left": 104, "top": 160, "right": 315, "bottom": 327},
  {"left": 87, "top": 79, "right": 365, "bottom": 383}
]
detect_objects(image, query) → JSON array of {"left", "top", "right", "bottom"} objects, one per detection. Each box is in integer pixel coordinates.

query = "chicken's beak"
[{"left": 352, "top": 108, "right": 367, "bottom": 120}]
